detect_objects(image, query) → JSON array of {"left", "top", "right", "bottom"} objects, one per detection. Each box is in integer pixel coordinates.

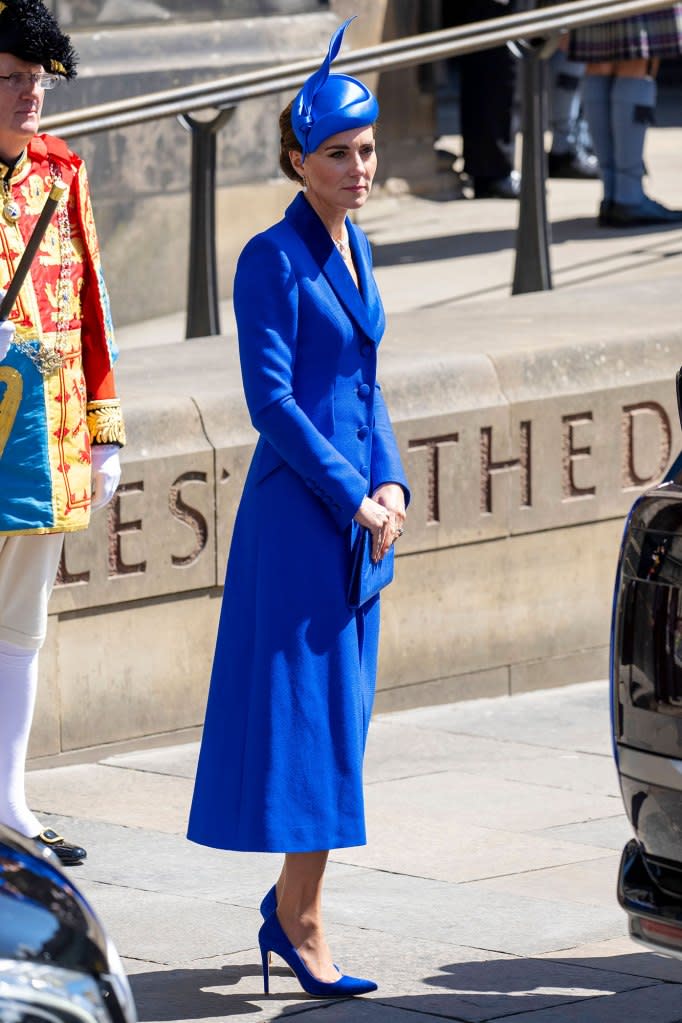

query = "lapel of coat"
[{"left": 285, "top": 193, "right": 383, "bottom": 343}]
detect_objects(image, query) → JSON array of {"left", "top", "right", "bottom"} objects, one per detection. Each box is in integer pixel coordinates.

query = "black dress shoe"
[
  {"left": 472, "top": 172, "right": 520, "bottom": 199},
  {"left": 548, "top": 148, "right": 599, "bottom": 179},
  {"left": 34, "top": 828, "right": 87, "bottom": 866},
  {"left": 597, "top": 199, "right": 614, "bottom": 227},
  {"left": 599, "top": 196, "right": 682, "bottom": 227}
]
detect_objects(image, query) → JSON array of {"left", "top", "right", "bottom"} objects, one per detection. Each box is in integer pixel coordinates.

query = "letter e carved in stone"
[
  {"left": 561, "top": 413, "right": 595, "bottom": 500},
  {"left": 622, "top": 402, "right": 671, "bottom": 489},
  {"left": 55, "top": 545, "right": 90, "bottom": 587},
  {"left": 108, "top": 481, "right": 146, "bottom": 577}
]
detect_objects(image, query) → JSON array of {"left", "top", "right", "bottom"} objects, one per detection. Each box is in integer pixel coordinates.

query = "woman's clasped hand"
[{"left": 354, "top": 482, "right": 406, "bottom": 562}]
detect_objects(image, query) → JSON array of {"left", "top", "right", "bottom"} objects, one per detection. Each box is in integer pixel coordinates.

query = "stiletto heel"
[
  {"left": 257, "top": 911, "right": 377, "bottom": 998},
  {"left": 261, "top": 944, "right": 270, "bottom": 994}
]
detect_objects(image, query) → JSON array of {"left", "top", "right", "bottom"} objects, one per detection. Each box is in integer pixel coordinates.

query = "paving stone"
[
  {"left": 538, "top": 937, "right": 682, "bottom": 984},
  {"left": 365, "top": 720, "right": 609, "bottom": 789},
  {"left": 471, "top": 855, "right": 622, "bottom": 910},
  {"left": 541, "top": 816, "right": 634, "bottom": 852},
  {"left": 322, "top": 871, "right": 625, "bottom": 957},
  {"left": 453, "top": 751, "right": 621, "bottom": 799},
  {"left": 41, "top": 813, "right": 360, "bottom": 906},
  {"left": 372, "top": 952, "right": 660, "bottom": 1022},
  {"left": 333, "top": 772, "right": 624, "bottom": 884},
  {"left": 332, "top": 822, "right": 616, "bottom": 886},
  {"left": 363, "top": 769, "right": 623, "bottom": 836},
  {"left": 102, "top": 743, "right": 200, "bottom": 780},
  {"left": 76, "top": 880, "right": 260, "bottom": 965},
  {"left": 479, "top": 980, "right": 682, "bottom": 1022},
  {"left": 26, "top": 764, "right": 194, "bottom": 833},
  {"left": 394, "top": 681, "right": 611, "bottom": 756}
]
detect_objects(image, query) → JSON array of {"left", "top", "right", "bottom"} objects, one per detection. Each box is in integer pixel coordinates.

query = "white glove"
[
  {"left": 90, "top": 444, "right": 121, "bottom": 511},
  {"left": 0, "top": 318, "right": 15, "bottom": 362}
]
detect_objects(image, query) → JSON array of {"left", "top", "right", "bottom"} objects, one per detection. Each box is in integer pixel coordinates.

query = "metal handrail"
[
  {"left": 38, "top": 0, "right": 676, "bottom": 334},
  {"left": 43, "top": 0, "right": 673, "bottom": 138}
]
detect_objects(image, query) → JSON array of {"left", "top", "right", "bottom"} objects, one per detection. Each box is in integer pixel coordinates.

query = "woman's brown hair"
[{"left": 279, "top": 100, "right": 303, "bottom": 184}]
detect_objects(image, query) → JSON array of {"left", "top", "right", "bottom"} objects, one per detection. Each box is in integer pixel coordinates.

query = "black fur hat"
[{"left": 0, "top": 0, "right": 77, "bottom": 79}]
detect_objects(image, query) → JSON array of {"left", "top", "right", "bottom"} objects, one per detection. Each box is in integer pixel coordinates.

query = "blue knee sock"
[
  {"left": 548, "top": 50, "right": 586, "bottom": 155},
  {"left": 581, "top": 74, "right": 614, "bottom": 201},
  {"left": 611, "top": 75, "right": 656, "bottom": 206}
]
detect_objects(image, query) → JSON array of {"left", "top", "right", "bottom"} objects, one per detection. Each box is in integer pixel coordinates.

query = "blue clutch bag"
[{"left": 347, "top": 526, "right": 395, "bottom": 609}]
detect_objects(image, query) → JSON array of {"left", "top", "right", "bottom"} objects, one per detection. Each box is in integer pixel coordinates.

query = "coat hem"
[{"left": 186, "top": 830, "right": 367, "bottom": 854}]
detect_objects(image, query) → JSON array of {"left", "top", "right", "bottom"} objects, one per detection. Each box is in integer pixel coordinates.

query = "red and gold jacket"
[{"left": 0, "top": 132, "right": 125, "bottom": 535}]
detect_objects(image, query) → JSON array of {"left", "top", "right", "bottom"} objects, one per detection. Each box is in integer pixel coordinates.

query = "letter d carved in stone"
[{"left": 622, "top": 402, "right": 672, "bottom": 489}]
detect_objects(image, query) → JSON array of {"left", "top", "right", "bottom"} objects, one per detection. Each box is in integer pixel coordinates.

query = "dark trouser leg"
[{"left": 443, "top": 0, "right": 517, "bottom": 186}]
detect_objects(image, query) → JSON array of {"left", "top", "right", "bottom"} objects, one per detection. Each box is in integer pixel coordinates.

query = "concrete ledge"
[{"left": 31, "top": 272, "right": 682, "bottom": 758}]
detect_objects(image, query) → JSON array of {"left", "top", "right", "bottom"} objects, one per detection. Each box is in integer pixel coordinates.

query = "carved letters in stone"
[
  {"left": 408, "top": 433, "right": 459, "bottom": 523},
  {"left": 169, "top": 471, "right": 209, "bottom": 567},
  {"left": 108, "top": 481, "right": 146, "bottom": 577},
  {"left": 622, "top": 402, "right": 671, "bottom": 489},
  {"left": 562, "top": 413, "right": 596, "bottom": 500},
  {"left": 480, "top": 422, "right": 531, "bottom": 514}
]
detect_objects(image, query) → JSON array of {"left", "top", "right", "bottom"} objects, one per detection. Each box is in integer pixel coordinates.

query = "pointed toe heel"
[{"left": 257, "top": 911, "right": 377, "bottom": 998}]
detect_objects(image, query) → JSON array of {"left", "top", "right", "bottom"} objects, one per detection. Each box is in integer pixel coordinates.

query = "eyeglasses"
[{"left": 0, "top": 72, "right": 61, "bottom": 91}]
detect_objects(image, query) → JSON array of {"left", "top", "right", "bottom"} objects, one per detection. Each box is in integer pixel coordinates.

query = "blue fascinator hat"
[{"left": 291, "top": 16, "right": 379, "bottom": 161}]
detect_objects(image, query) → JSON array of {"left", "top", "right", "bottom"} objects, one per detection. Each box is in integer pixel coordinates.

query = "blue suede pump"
[
  {"left": 259, "top": 885, "right": 277, "bottom": 920},
  {"left": 258, "top": 911, "right": 377, "bottom": 997}
]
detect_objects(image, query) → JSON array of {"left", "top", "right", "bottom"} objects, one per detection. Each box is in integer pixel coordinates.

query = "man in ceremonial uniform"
[{"left": 0, "top": 0, "right": 124, "bottom": 865}]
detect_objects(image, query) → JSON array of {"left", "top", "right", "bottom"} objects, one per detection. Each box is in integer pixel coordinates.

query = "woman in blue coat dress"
[{"left": 187, "top": 18, "right": 409, "bottom": 998}]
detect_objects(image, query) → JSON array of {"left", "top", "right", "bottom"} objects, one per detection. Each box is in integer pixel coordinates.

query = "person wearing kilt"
[{"left": 569, "top": 6, "right": 682, "bottom": 226}]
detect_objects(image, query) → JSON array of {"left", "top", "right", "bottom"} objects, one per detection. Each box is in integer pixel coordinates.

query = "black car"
[
  {"left": 612, "top": 371, "right": 682, "bottom": 956},
  {"left": 0, "top": 824, "right": 137, "bottom": 1023}
]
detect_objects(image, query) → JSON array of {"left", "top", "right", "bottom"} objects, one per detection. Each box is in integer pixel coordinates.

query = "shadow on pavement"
[
  {"left": 128, "top": 951, "right": 682, "bottom": 1021},
  {"left": 371, "top": 216, "right": 682, "bottom": 269},
  {"left": 376, "top": 952, "right": 682, "bottom": 1019},
  {"left": 129, "top": 963, "right": 314, "bottom": 1021}
]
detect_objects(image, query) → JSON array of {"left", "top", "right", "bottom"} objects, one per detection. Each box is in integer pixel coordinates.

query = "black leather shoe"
[
  {"left": 34, "top": 828, "right": 87, "bottom": 866},
  {"left": 548, "top": 148, "right": 599, "bottom": 179},
  {"left": 599, "top": 196, "right": 682, "bottom": 227},
  {"left": 472, "top": 172, "right": 520, "bottom": 199}
]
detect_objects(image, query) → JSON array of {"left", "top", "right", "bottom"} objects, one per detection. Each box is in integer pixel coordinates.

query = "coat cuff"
[{"left": 87, "top": 398, "right": 126, "bottom": 447}]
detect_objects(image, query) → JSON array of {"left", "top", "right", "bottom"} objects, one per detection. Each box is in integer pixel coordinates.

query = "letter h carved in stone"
[{"left": 480, "top": 422, "right": 531, "bottom": 514}]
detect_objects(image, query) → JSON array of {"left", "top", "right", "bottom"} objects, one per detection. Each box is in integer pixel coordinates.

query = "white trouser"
[{"left": 0, "top": 532, "right": 64, "bottom": 835}]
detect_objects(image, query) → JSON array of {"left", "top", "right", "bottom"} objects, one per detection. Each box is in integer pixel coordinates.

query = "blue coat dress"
[{"left": 187, "top": 192, "right": 409, "bottom": 853}]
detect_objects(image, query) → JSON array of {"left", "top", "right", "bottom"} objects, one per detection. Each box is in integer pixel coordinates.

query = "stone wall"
[{"left": 30, "top": 274, "right": 682, "bottom": 758}]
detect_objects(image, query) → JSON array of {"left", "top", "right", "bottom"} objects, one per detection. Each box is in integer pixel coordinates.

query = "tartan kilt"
[{"left": 568, "top": 6, "right": 682, "bottom": 61}]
